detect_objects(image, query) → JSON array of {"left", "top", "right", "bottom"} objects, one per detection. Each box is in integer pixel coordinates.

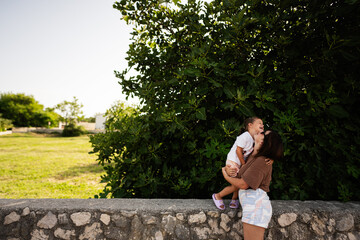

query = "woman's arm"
[{"left": 222, "top": 167, "right": 249, "bottom": 189}]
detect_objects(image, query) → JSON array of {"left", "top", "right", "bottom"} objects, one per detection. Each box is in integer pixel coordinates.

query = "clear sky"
[{"left": 0, "top": 0, "right": 138, "bottom": 117}]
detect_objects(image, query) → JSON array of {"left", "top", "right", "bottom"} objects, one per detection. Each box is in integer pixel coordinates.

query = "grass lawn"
[{"left": 0, "top": 132, "right": 105, "bottom": 198}]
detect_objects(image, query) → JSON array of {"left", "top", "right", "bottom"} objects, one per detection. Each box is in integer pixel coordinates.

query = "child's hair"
[
  {"left": 242, "top": 116, "right": 260, "bottom": 132},
  {"left": 254, "top": 130, "right": 284, "bottom": 161}
]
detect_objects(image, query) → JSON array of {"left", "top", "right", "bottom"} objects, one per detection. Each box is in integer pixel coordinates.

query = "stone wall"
[
  {"left": 10, "top": 128, "right": 104, "bottom": 135},
  {"left": 0, "top": 199, "right": 359, "bottom": 240}
]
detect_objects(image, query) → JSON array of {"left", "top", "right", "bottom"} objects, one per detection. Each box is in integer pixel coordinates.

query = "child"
[{"left": 212, "top": 117, "right": 264, "bottom": 210}]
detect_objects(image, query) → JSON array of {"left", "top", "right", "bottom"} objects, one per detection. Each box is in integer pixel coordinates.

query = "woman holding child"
[{"left": 222, "top": 130, "right": 284, "bottom": 240}]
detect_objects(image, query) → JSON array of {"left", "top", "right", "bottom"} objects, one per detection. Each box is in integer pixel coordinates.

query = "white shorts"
[
  {"left": 226, "top": 160, "right": 240, "bottom": 177},
  {"left": 239, "top": 188, "right": 272, "bottom": 228}
]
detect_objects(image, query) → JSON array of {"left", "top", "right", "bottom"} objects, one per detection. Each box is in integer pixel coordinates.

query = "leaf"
[
  {"left": 195, "top": 107, "right": 207, "bottom": 120},
  {"left": 328, "top": 105, "right": 350, "bottom": 118},
  {"left": 223, "top": 86, "right": 235, "bottom": 98}
]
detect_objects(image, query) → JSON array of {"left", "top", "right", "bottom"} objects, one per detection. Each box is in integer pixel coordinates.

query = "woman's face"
[
  {"left": 254, "top": 132, "right": 265, "bottom": 147},
  {"left": 254, "top": 130, "right": 271, "bottom": 148}
]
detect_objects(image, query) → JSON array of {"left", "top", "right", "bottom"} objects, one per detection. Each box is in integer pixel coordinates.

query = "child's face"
[{"left": 249, "top": 119, "right": 264, "bottom": 134}]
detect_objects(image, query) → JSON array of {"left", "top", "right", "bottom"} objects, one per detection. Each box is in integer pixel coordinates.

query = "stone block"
[
  {"left": 54, "top": 228, "right": 76, "bottom": 240},
  {"left": 100, "top": 213, "right": 111, "bottom": 225},
  {"left": 70, "top": 212, "right": 91, "bottom": 226},
  {"left": 4, "top": 212, "right": 20, "bottom": 225},
  {"left": 79, "top": 222, "right": 103, "bottom": 240},
  {"left": 278, "top": 213, "right": 297, "bottom": 227},
  {"left": 188, "top": 211, "right": 207, "bottom": 224},
  {"left": 37, "top": 212, "right": 57, "bottom": 229},
  {"left": 336, "top": 214, "right": 354, "bottom": 232}
]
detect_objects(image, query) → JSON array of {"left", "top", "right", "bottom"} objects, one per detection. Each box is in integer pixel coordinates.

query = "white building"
[{"left": 95, "top": 114, "right": 106, "bottom": 130}]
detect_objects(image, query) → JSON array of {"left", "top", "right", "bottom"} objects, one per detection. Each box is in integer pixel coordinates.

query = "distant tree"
[
  {"left": 0, "top": 92, "right": 58, "bottom": 127},
  {"left": 55, "top": 97, "right": 84, "bottom": 126},
  {"left": 44, "top": 107, "right": 61, "bottom": 128},
  {"left": 82, "top": 117, "right": 96, "bottom": 123}
]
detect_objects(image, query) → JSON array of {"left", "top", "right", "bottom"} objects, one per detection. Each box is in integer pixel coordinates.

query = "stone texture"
[
  {"left": 31, "top": 229, "right": 48, "bottom": 240},
  {"left": 229, "top": 231, "right": 242, "bottom": 240},
  {"left": 220, "top": 213, "right": 231, "bottom": 232},
  {"left": 192, "top": 227, "right": 212, "bottom": 240},
  {"left": 0, "top": 199, "right": 359, "bottom": 240},
  {"left": 335, "top": 233, "right": 348, "bottom": 240},
  {"left": 79, "top": 222, "right": 102, "bottom": 240},
  {"left": 143, "top": 215, "right": 158, "bottom": 225},
  {"left": 311, "top": 215, "right": 327, "bottom": 236},
  {"left": 70, "top": 212, "right": 91, "bottom": 226},
  {"left": 176, "top": 213, "right": 185, "bottom": 221},
  {"left": 58, "top": 213, "right": 69, "bottom": 225},
  {"left": 162, "top": 215, "right": 177, "bottom": 234},
  {"left": 300, "top": 213, "right": 311, "bottom": 223},
  {"left": 278, "top": 213, "right": 297, "bottom": 227},
  {"left": 112, "top": 214, "right": 129, "bottom": 228},
  {"left": 155, "top": 230, "right": 163, "bottom": 240},
  {"left": 37, "top": 212, "right": 57, "bottom": 229},
  {"left": 227, "top": 210, "right": 237, "bottom": 218},
  {"left": 207, "top": 211, "right": 220, "bottom": 218},
  {"left": 175, "top": 224, "right": 190, "bottom": 240},
  {"left": 287, "top": 222, "right": 311, "bottom": 240},
  {"left": 4, "top": 212, "right": 21, "bottom": 225},
  {"left": 208, "top": 218, "right": 223, "bottom": 235},
  {"left": 22, "top": 207, "right": 30, "bottom": 216},
  {"left": 336, "top": 213, "right": 354, "bottom": 232},
  {"left": 188, "top": 211, "right": 206, "bottom": 224},
  {"left": 129, "top": 215, "right": 143, "bottom": 240},
  {"left": 232, "top": 220, "right": 243, "bottom": 236},
  {"left": 100, "top": 213, "right": 111, "bottom": 225},
  {"left": 54, "top": 228, "right": 76, "bottom": 240},
  {"left": 121, "top": 210, "right": 136, "bottom": 218},
  {"left": 348, "top": 232, "right": 360, "bottom": 240},
  {"left": 327, "top": 218, "right": 336, "bottom": 233},
  {"left": 104, "top": 226, "right": 128, "bottom": 240}
]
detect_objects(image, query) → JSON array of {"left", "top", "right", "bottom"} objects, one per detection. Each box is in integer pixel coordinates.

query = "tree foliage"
[
  {"left": 0, "top": 93, "right": 59, "bottom": 128},
  {"left": 90, "top": 0, "right": 360, "bottom": 200},
  {"left": 55, "top": 97, "right": 84, "bottom": 126}
]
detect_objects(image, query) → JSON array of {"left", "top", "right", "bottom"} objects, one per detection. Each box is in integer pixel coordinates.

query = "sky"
[{"left": 0, "top": 0, "right": 138, "bottom": 117}]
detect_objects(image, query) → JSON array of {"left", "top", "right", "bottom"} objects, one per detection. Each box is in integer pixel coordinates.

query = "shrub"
[
  {"left": 62, "top": 123, "right": 87, "bottom": 137},
  {"left": 90, "top": 0, "right": 360, "bottom": 200}
]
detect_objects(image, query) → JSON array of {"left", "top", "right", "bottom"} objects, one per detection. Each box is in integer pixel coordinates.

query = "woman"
[{"left": 222, "top": 130, "right": 283, "bottom": 240}]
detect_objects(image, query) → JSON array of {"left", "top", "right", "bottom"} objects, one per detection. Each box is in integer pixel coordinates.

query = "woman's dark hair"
[{"left": 254, "top": 130, "right": 284, "bottom": 161}]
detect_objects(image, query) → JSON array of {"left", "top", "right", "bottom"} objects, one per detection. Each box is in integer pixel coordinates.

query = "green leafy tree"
[
  {"left": 91, "top": 0, "right": 360, "bottom": 200},
  {"left": 0, "top": 92, "right": 59, "bottom": 127},
  {"left": 55, "top": 97, "right": 84, "bottom": 126}
]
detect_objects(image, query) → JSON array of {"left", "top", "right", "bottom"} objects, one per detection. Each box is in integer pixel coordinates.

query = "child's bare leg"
[
  {"left": 232, "top": 188, "right": 239, "bottom": 200},
  {"left": 215, "top": 185, "right": 238, "bottom": 200},
  {"left": 229, "top": 188, "right": 239, "bottom": 208}
]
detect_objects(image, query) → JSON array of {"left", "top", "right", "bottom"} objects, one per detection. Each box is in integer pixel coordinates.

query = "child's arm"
[{"left": 236, "top": 146, "right": 246, "bottom": 166}]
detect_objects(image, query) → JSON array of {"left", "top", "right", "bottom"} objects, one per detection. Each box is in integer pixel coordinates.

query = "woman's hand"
[
  {"left": 224, "top": 165, "right": 237, "bottom": 177},
  {"left": 265, "top": 158, "right": 274, "bottom": 165}
]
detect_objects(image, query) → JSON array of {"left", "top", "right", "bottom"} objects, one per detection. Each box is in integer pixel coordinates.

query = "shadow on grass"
[
  {"left": 54, "top": 163, "right": 104, "bottom": 180},
  {"left": 2, "top": 132, "right": 63, "bottom": 138}
]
